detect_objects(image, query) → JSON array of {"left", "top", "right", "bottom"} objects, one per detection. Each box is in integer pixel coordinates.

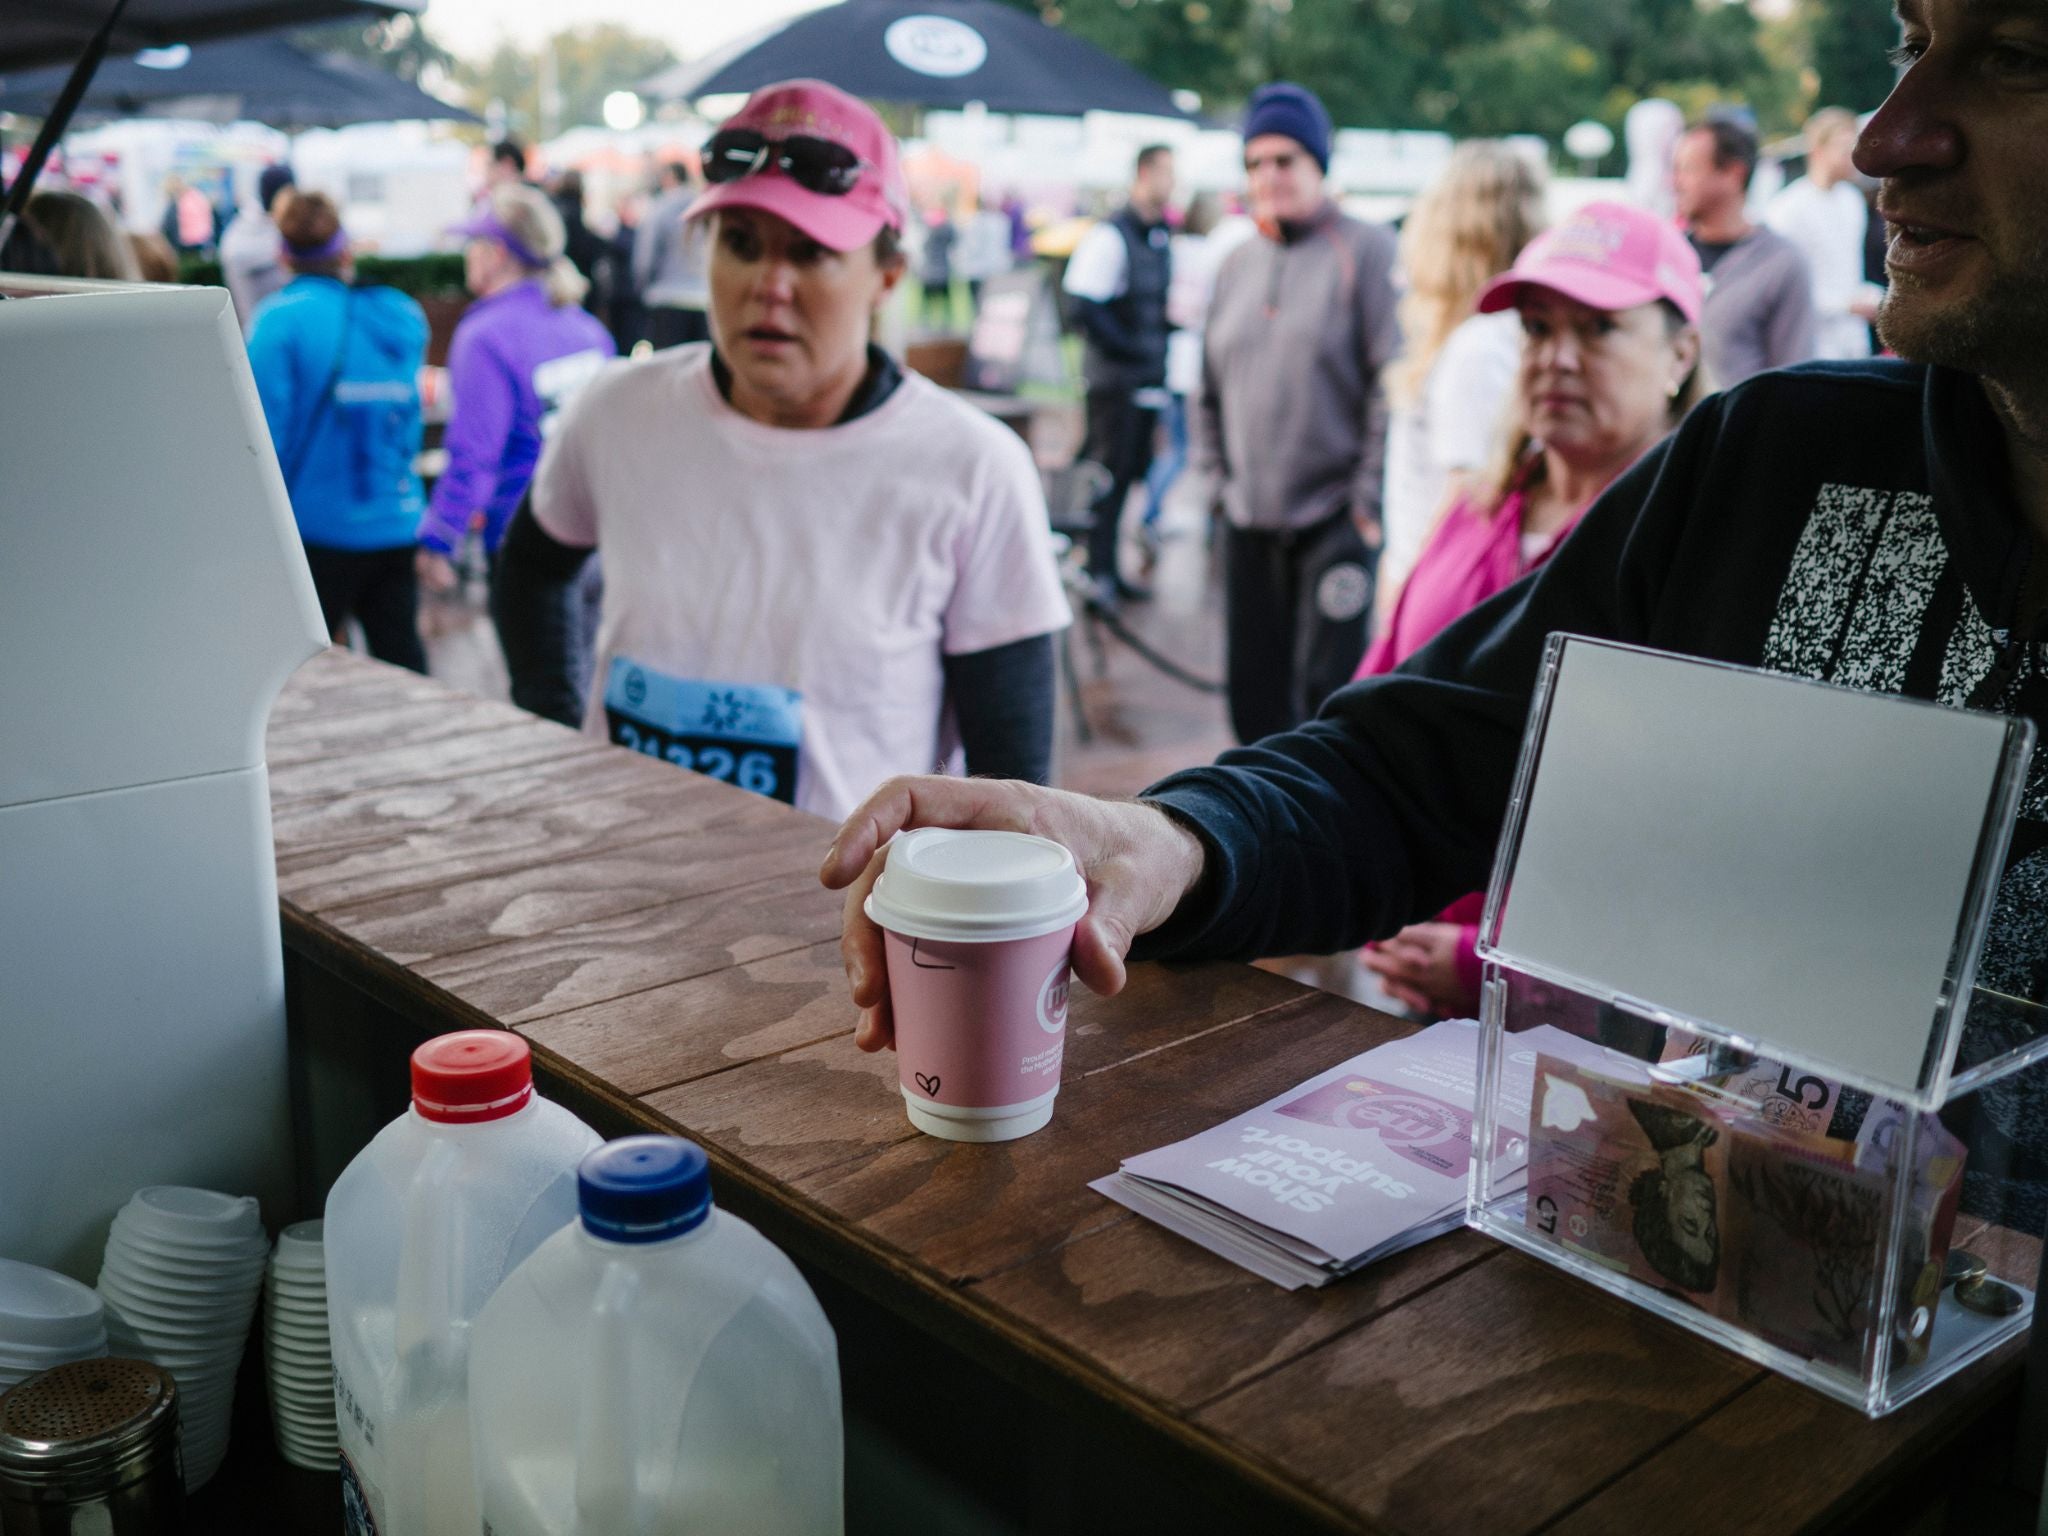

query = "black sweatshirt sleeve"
[
  {"left": 944, "top": 633, "right": 1057, "bottom": 785},
  {"left": 1131, "top": 392, "right": 1730, "bottom": 964},
  {"left": 491, "top": 494, "right": 594, "bottom": 728}
]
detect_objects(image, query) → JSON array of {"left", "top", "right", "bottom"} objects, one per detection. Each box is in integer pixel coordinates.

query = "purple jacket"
[{"left": 420, "top": 280, "right": 615, "bottom": 555}]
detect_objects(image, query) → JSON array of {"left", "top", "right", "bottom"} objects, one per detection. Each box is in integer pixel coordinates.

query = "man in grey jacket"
[
  {"left": 1674, "top": 119, "right": 1819, "bottom": 386},
  {"left": 634, "top": 160, "right": 710, "bottom": 349},
  {"left": 1197, "top": 82, "right": 1400, "bottom": 742}
]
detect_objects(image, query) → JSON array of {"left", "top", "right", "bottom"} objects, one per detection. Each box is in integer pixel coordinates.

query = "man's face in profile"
[{"left": 1859, "top": 0, "right": 2048, "bottom": 378}]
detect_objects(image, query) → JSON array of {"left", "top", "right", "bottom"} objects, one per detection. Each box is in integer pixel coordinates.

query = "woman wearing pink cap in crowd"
[
  {"left": 493, "top": 80, "right": 1070, "bottom": 820},
  {"left": 1358, "top": 200, "right": 1708, "bottom": 1019}
]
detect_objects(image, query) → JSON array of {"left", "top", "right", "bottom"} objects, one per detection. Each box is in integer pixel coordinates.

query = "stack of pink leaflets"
[{"left": 1093, "top": 1020, "right": 1581, "bottom": 1289}]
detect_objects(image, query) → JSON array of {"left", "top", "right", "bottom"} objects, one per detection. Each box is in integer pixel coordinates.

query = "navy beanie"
[
  {"left": 258, "top": 163, "right": 296, "bottom": 212},
  {"left": 1243, "top": 82, "right": 1332, "bottom": 172}
]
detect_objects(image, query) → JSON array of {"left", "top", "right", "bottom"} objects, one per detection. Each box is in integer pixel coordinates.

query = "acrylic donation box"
[
  {"left": 1468, "top": 635, "right": 2042, "bottom": 1416},
  {"left": 0, "top": 286, "right": 327, "bottom": 1279}
]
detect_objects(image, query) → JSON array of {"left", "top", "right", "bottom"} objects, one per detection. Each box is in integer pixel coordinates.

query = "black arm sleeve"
[
  {"left": 943, "top": 633, "right": 1057, "bottom": 785},
  {"left": 1070, "top": 296, "right": 1146, "bottom": 365},
  {"left": 490, "top": 494, "right": 595, "bottom": 728},
  {"left": 1130, "top": 391, "right": 1731, "bottom": 965}
]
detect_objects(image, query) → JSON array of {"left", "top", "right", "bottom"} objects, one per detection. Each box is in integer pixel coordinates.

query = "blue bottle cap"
[{"left": 577, "top": 1136, "right": 712, "bottom": 1244}]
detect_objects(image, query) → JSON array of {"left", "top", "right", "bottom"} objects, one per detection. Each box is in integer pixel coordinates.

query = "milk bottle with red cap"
[
  {"left": 324, "top": 1031, "right": 601, "bottom": 1536},
  {"left": 468, "top": 1137, "right": 842, "bottom": 1535}
]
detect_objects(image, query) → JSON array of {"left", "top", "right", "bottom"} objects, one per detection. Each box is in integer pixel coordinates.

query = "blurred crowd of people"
[
  {"left": 1025, "top": 91, "right": 1883, "bottom": 1017},
  {"left": 4, "top": 87, "right": 1888, "bottom": 964}
]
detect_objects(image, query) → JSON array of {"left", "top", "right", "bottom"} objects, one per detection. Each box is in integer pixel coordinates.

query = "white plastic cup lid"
[
  {"left": 863, "top": 828, "right": 1087, "bottom": 944},
  {"left": 271, "top": 1221, "right": 324, "bottom": 1273},
  {"left": 115, "top": 1188, "right": 264, "bottom": 1249},
  {"left": 0, "top": 1259, "right": 104, "bottom": 1349}
]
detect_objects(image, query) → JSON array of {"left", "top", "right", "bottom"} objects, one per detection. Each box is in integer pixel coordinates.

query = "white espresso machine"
[{"left": 0, "top": 283, "right": 327, "bottom": 1280}]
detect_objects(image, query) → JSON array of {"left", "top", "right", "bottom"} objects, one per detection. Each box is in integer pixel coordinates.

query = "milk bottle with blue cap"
[{"left": 468, "top": 1136, "right": 843, "bottom": 1535}]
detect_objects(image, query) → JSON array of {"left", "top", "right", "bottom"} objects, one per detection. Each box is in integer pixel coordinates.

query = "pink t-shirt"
[
  {"left": 1356, "top": 474, "right": 1582, "bottom": 997},
  {"left": 531, "top": 345, "right": 1071, "bottom": 821},
  {"left": 1359, "top": 483, "right": 1575, "bottom": 680}
]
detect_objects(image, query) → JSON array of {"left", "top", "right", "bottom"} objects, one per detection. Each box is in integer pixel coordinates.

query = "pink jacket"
[{"left": 1357, "top": 476, "right": 1582, "bottom": 998}]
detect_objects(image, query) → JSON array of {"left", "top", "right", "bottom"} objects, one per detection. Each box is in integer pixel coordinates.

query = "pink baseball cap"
[
  {"left": 1476, "top": 200, "right": 1704, "bottom": 326},
  {"left": 686, "top": 79, "right": 908, "bottom": 252}
]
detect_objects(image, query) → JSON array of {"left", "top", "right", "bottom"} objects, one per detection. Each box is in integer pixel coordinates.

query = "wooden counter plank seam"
[
  {"left": 1540, "top": 1349, "right": 2025, "bottom": 1536},
  {"left": 938, "top": 1212, "right": 1152, "bottom": 1290},
  {"left": 266, "top": 697, "right": 532, "bottom": 768},
  {"left": 1523, "top": 1374, "right": 1766, "bottom": 1535},
  {"left": 265, "top": 722, "right": 589, "bottom": 793},
  {"left": 269, "top": 686, "right": 485, "bottom": 730},
  {"left": 587, "top": 1021, "right": 859, "bottom": 1099},
  {"left": 951, "top": 1209, "right": 1134, "bottom": 1287},
  {"left": 264, "top": 746, "right": 633, "bottom": 859},
  {"left": 283, "top": 801, "right": 820, "bottom": 922},
  {"left": 265, "top": 725, "right": 597, "bottom": 804},
  {"left": 1175, "top": 1246, "right": 1506, "bottom": 1415},
  {"left": 270, "top": 656, "right": 507, "bottom": 710},
  {"left": 286, "top": 907, "right": 839, "bottom": 1070},
  {"left": 1076, "top": 995, "right": 1316, "bottom": 1082},
  {"left": 308, "top": 861, "right": 835, "bottom": 975}
]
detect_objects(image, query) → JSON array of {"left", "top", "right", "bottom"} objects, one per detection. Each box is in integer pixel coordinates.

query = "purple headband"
[
  {"left": 451, "top": 209, "right": 547, "bottom": 270},
  {"left": 281, "top": 229, "right": 348, "bottom": 263}
]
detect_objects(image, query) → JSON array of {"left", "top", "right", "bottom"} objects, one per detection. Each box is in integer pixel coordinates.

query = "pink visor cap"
[
  {"left": 1476, "top": 200, "right": 1704, "bottom": 327},
  {"left": 686, "top": 79, "right": 908, "bottom": 252}
]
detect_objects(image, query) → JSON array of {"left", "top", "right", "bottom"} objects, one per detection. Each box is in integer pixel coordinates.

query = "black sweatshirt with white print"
[{"left": 1136, "top": 359, "right": 2048, "bottom": 1218}]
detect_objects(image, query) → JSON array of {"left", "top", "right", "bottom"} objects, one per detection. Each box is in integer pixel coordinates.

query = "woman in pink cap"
[
  {"left": 494, "top": 80, "right": 1070, "bottom": 820},
  {"left": 1359, "top": 199, "right": 1707, "bottom": 1019}
]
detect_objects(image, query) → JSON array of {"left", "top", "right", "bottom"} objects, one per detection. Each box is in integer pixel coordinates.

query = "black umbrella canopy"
[
  {"left": 315, "top": 51, "right": 479, "bottom": 125},
  {"left": 0, "top": 32, "right": 478, "bottom": 126},
  {"left": 639, "top": 0, "right": 1193, "bottom": 120},
  {"left": 0, "top": 0, "right": 421, "bottom": 73}
]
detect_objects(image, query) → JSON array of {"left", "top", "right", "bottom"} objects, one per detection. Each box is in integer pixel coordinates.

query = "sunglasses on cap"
[{"left": 702, "top": 128, "right": 868, "bottom": 197}]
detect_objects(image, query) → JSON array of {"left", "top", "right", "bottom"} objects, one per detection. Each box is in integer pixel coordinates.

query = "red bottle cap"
[{"left": 411, "top": 1031, "right": 534, "bottom": 1124}]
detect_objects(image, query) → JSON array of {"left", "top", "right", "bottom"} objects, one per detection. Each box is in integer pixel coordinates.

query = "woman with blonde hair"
[
  {"left": 23, "top": 190, "right": 141, "bottom": 281},
  {"left": 1379, "top": 142, "right": 1545, "bottom": 598},
  {"left": 1360, "top": 201, "right": 1707, "bottom": 1018},
  {"left": 416, "top": 181, "right": 616, "bottom": 591}
]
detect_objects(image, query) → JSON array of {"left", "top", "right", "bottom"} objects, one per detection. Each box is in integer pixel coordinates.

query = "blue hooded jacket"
[{"left": 248, "top": 275, "right": 428, "bottom": 550}]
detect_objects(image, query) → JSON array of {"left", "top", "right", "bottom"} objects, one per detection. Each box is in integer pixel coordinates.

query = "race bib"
[{"left": 603, "top": 658, "right": 801, "bottom": 805}]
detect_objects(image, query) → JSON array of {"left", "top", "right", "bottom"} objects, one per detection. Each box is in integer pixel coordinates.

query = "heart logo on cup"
[{"left": 914, "top": 1072, "right": 941, "bottom": 1097}]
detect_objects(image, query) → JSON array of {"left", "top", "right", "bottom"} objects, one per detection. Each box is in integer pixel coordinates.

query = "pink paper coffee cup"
[{"left": 865, "top": 829, "right": 1088, "bottom": 1143}]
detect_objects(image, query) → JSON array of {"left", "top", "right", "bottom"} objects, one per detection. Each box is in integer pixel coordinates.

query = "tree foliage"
[
  {"left": 1810, "top": 0, "right": 1902, "bottom": 114},
  {"left": 448, "top": 24, "right": 677, "bottom": 141},
  {"left": 1035, "top": 0, "right": 1827, "bottom": 147},
  {"left": 291, "top": 13, "right": 451, "bottom": 84},
  {"left": 384, "top": 0, "right": 1892, "bottom": 154}
]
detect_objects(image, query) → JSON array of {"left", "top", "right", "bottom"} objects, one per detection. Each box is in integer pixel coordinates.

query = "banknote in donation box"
[{"left": 1527, "top": 1051, "right": 1966, "bottom": 1368}]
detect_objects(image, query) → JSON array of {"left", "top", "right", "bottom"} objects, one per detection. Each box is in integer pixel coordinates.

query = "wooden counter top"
[{"left": 267, "top": 647, "right": 2027, "bottom": 1535}]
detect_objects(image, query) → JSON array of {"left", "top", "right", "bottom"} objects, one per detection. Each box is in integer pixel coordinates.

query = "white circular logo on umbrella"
[{"left": 884, "top": 16, "right": 989, "bottom": 78}]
